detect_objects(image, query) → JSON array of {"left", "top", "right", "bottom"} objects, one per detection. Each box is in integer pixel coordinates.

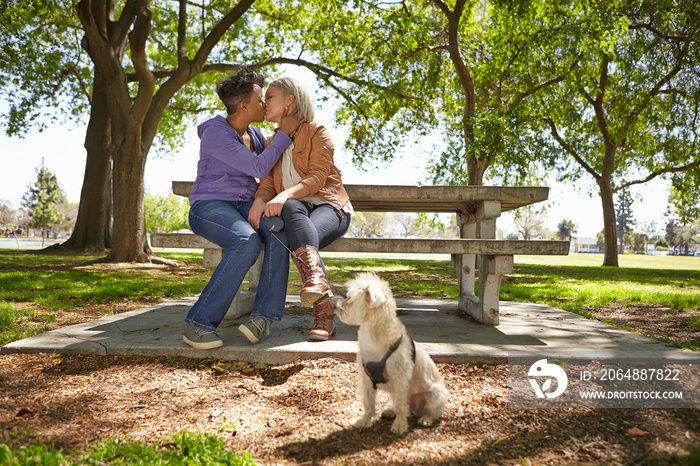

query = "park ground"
[{"left": 0, "top": 250, "right": 699, "bottom": 464}]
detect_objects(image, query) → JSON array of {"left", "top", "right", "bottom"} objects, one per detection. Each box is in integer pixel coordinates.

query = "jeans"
[
  {"left": 282, "top": 200, "right": 351, "bottom": 252},
  {"left": 185, "top": 200, "right": 289, "bottom": 331}
]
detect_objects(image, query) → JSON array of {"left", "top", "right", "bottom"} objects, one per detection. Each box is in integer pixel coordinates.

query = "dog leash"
[{"left": 261, "top": 216, "right": 347, "bottom": 299}]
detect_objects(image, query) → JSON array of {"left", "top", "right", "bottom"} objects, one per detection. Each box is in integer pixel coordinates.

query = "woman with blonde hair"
[{"left": 245, "top": 77, "right": 353, "bottom": 342}]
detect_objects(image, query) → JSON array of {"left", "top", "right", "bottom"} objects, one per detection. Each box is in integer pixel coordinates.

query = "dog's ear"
[{"left": 363, "top": 281, "right": 387, "bottom": 307}]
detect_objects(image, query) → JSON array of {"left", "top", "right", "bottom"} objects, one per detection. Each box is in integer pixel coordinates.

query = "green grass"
[
  {"left": 514, "top": 252, "right": 700, "bottom": 270},
  {"left": 501, "top": 263, "right": 700, "bottom": 314},
  {"left": 1, "top": 250, "right": 699, "bottom": 347},
  {"left": 0, "top": 432, "right": 255, "bottom": 465},
  {"left": 0, "top": 250, "right": 211, "bottom": 346}
]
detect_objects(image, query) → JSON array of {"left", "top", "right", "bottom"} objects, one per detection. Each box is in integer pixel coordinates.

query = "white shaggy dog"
[{"left": 334, "top": 272, "right": 449, "bottom": 434}]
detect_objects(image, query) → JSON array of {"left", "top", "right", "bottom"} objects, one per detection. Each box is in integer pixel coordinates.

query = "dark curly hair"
[{"left": 215, "top": 68, "right": 265, "bottom": 114}]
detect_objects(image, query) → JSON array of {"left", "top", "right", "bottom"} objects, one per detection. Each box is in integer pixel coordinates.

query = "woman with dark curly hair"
[{"left": 182, "top": 69, "right": 302, "bottom": 350}]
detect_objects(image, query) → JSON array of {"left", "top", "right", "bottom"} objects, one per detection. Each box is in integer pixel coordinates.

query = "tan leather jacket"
[{"left": 257, "top": 122, "right": 349, "bottom": 211}]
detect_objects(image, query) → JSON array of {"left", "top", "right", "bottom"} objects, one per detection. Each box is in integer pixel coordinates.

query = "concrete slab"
[{"left": 2, "top": 297, "right": 697, "bottom": 365}]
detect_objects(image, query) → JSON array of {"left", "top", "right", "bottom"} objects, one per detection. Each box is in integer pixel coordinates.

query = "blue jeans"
[
  {"left": 185, "top": 200, "right": 289, "bottom": 331},
  {"left": 282, "top": 200, "right": 351, "bottom": 252}
]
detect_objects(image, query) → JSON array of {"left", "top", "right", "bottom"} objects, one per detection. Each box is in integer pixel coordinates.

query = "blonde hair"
[{"left": 269, "top": 77, "right": 315, "bottom": 122}]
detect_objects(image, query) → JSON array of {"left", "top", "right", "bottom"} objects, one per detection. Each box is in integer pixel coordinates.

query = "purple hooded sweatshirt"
[{"left": 189, "top": 115, "right": 292, "bottom": 204}]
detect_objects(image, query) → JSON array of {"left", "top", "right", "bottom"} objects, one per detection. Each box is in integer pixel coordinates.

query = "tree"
[
  {"left": 557, "top": 219, "right": 577, "bottom": 241},
  {"left": 21, "top": 163, "right": 67, "bottom": 246},
  {"left": 639, "top": 219, "right": 660, "bottom": 243},
  {"left": 514, "top": 207, "right": 545, "bottom": 240},
  {"left": 55, "top": 202, "right": 80, "bottom": 235},
  {"left": 616, "top": 189, "right": 636, "bottom": 254},
  {"left": 286, "top": 0, "right": 580, "bottom": 188},
  {"left": 0, "top": 201, "right": 18, "bottom": 230},
  {"left": 524, "top": 0, "right": 700, "bottom": 266},
  {"left": 1, "top": 1, "right": 335, "bottom": 262},
  {"left": 668, "top": 165, "right": 700, "bottom": 224},
  {"left": 0, "top": 1, "right": 109, "bottom": 251},
  {"left": 596, "top": 230, "right": 606, "bottom": 252},
  {"left": 349, "top": 212, "right": 388, "bottom": 238},
  {"left": 145, "top": 193, "right": 189, "bottom": 234},
  {"left": 627, "top": 232, "right": 647, "bottom": 254},
  {"left": 391, "top": 213, "right": 419, "bottom": 238},
  {"left": 654, "top": 237, "right": 668, "bottom": 249},
  {"left": 665, "top": 217, "right": 682, "bottom": 253}
]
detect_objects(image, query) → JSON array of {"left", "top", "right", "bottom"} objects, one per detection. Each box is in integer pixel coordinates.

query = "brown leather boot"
[
  {"left": 291, "top": 245, "right": 333, "bottom": 306},
  {"left": 310, "top": 300, "right": 336, "bottom": 341}
]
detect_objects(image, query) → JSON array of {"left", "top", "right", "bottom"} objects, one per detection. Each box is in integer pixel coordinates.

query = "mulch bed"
[
  {"left": 1, "top": 352, "right": 698, "bottom": 464},
  {"left": 586, "top": 302, "right": 700, "bottom": 348}
]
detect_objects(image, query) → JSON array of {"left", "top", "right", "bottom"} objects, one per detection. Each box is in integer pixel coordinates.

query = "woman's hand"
[
  {"left": 248, "top": 198, "right": 267, "bottom": 230},
  {"left": 264, "top": 193, "right": 290, "bottom": 218},
  {"left": 278, "top": 105, "right": 303, "bottom": 135}
]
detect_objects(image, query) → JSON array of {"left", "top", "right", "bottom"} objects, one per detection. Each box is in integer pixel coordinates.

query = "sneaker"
[
  {"left": 238, "top": 317, "right": 272, "bottom": 344},
  {"left": 183, "top": 324, "right": 223, "bottom": 349}
]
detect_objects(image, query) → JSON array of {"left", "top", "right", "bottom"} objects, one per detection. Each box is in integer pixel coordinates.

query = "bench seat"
[
  {"left": 150, "top": 232, "right": 568, "bottom": 325},
  {"left": 151, "top": 233, "right": 568, "bottom": 256}
]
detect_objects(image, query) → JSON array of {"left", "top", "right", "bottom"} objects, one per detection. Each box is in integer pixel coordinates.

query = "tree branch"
[
  {"left": 190, "top": 0, "right": 256, "bottom": 72},
  {"left": 510, "top": 53, "right": 583, "bottom": 109},
  {"left": 177, "top": 0, "right": 187, "bottom": 65},
  {"left": 129, "top": 6, "right": 155, "bottom": 118},
  {"left": 628, "top": 22, "right": 698, "bottom": 43},
  {"left": 544, "top": 117, "right": 601, "bottom": 182},
  {"left": 128, "top": 57, "right": 418, "bottom": 101},
  {"left": 71, "top": 67, "right": 92, "bottom": 104},
  {"left": 254, "top": 57, "right": 417, "bottom": 100},
  {"left": 144, "top": 0, "right": 255, "bottom": 150},
  {"left": 621, "top": 41, "right": 689, "bottom": 138},
  {"left": 615, "top": 159, "right": 700, "bottom": 192},
  {"left": 431, "top": 0, "right": 452, "bottom": 16},
  {"left": 111, "top": 0, "right": 141, "bottom": 47},
  {"left": 588, "top": 54, "right": 614, "bottom": 147}
]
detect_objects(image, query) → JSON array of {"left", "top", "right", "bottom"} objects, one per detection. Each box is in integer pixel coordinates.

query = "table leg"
[
  {"left": 478, "top": 255, "right": 514, "bottom": 325},
  {"left": 457, "top": 201, "right": 503, "bottom": 325},
  {"left": 455, "top": 218, "right": 478, "bottom": 315}
]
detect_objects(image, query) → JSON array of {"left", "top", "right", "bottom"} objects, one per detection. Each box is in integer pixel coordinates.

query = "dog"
[{"left": 334, "top": 272, "right": 449, "bottom": 434}]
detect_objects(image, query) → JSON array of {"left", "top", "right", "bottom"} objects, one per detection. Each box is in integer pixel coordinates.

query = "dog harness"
[{"left": 363, "top": 335, "right": 416, "bottom": 389}]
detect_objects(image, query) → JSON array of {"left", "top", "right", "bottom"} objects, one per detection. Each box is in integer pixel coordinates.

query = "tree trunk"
[
  {"left": 599, "top": 179, "right": 619, "bottom": 266},
  {"left": 107, "top": 131, "right": 151, "bottom": 263},
  {"left": 62, "top": 73, "right": 113, "bottom": 252}
]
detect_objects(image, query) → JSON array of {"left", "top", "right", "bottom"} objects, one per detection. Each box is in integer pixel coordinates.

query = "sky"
[{"left": 1, "top": 68, "right": 671, "bottom": 240}]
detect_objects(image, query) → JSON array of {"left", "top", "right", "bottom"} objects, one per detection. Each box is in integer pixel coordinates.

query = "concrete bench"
[{"left": 151, "top": 183, "right": 569, "bottom": 325}]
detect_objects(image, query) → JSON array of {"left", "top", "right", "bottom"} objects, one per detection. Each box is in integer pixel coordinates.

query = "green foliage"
[
  {"left": 0, "top": 0, "right": 89, "bottom": 135},
  {"left": 557, "top": 219, "right": 577, "bottom": 241},
  {"left": 0, "top": 200, "right": 19, "bottom": 228},
  {"left": 654, "top": 237, "right": 668, "bottom": 248},
  {"left": 0, "top": 432, "right": 255, "bottom": 465},
  {"left": 615, "top": 188, "right": 636, "bottom": 237},
  {"left": 145, "top": 192, "right": 189, "bottom": 234},
  {"left": 0, "top": 302, "right": 18, "bottom": 333},
  {"left": 20, "top": 162, "right": 66, "bottom": 236},
  {"left": 627, "top": 231, "right": 648, "bottom": 253},
  {"left": 669, "top": 165, "right": 700, "bottom": 224},
  {"left": 348, "top": 212, "right": 388, "bottom": 237}
]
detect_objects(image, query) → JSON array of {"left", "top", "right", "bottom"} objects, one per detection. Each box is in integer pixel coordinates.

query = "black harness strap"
[{"left": 363, "top": 335, "right": 416, "bottom": 389}]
